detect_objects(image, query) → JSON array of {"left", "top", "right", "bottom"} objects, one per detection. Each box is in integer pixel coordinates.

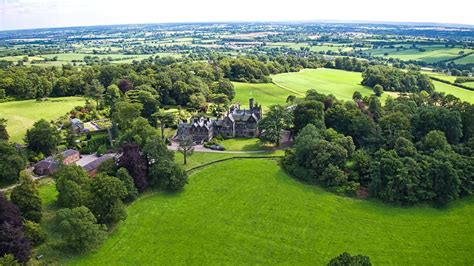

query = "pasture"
[
  {"left": 432, "top": 81, "right": 474, "bottom": 103},
  {"left": 235, "top": 68, "right": 473, "bottom": 105},
  {"left": 66, "top": 159, "right": 474, "bottom": 265},
  {"left": 271, "top": 68, "right": 383, "bottom": 102},
  {"left": 0, "top": 97, "right": 86, "bottom": 142},
  {"left": 368, "top": 45, "right": 473, "bottom": 64}
]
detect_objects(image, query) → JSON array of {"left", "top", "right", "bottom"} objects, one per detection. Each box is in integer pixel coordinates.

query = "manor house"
[{"left": 177, "top": 98, "right": 262, "bottom": 143}]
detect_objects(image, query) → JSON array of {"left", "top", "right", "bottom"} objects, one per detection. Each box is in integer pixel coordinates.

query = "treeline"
[
  {"left": 282, "top": 90, "right": 474, "bottom": 206},
  {"left": 362, "top": 65, "right": 434, "bottom": 93}
]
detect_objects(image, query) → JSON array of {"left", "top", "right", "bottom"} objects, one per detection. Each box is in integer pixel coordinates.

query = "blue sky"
[{"left": 1, "top": 0, "right": 473, "bottom": 30}]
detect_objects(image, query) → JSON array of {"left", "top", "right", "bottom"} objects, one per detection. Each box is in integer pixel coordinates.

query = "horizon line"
[{"left": 1, "top": 19, "right": 474, "bottom": 33}]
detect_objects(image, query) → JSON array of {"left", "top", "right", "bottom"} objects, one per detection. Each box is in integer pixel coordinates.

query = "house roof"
[
  {"left": 61, "top": 149, "right": 79, "bottom": 158},
  {"left": 70, "top": 118, "right": 83, "bottom": 125},
  {"left": 83, "top": 154, "right": 115, "bottom": 172}
]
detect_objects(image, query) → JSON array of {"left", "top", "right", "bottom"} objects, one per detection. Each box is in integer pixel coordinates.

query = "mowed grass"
[
  {"left": 0, "top": 97, "right": 86, "bottom": 142},
  {"left": 433, "top": 81, "right": 474, "bottom": 103},
  {"left": 233, "top": 82, "right": 291, "bottom": 108},
  {"left": 218, "top": 138, "right": 274, "bottom": 151},
  {"left": 69, "top": 159, "right": 474, "bottom": 265},
  {"left": 272, "top": 68, "right": 384, "bottom": 102}
]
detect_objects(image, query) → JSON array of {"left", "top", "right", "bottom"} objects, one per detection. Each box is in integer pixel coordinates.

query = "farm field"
[
  {"left": 66, "top": 159, "right": 474, "bottom": 265},
  {"left": 368, "top": 45, "right": 473, "bottom": 64},
  {"left": 271, "top": 68, "right": 384, "bottom": 102},
  {"left": 463, "top": 82, "right": 474, "bottom": 88},
  {"left": 0, "top": 97, "right": 86, "bottom": 142},
  {"left": 453, "top": 53, "right": 474, "bottom": 64},
  {"left": 432, "top": 81, "right": 474, "bottom": 103},
  {"left": 422, "top": 71, "right": 458, "bottom": 83}
]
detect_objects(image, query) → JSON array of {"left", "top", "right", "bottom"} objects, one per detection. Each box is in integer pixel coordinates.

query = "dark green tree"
[
  {"left": 10, "top": 172, "right": 42, "bottom": 222},
  {"left": 25, "top": 119, "right": 60, "bottom": 156},
  {"left": 56, "top": 206, "right": 107, "bottom": 253},
  {"left": 88, "top": 174, "right": 127, "bottom": 225}
]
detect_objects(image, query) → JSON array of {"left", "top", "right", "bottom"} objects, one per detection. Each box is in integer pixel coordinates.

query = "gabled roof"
[
  {"left": 83, "top": 154, "right": 115, "bottom": 172},
  {"left": 61, "top": 149, "right": 79, "bottom": 158}
]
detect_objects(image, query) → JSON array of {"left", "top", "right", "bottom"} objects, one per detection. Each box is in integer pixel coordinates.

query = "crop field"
[
  {"left": 0, "top": 97, "right": 86, "bottom": 142},
  {"left": 65, "top": 159, "right": 474, "bottom": 265},
  {"left": 272, "top": 68, "right": 383, "bottom": 102}
]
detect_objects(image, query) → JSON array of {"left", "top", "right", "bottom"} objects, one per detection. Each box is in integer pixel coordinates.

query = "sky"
[{"left": 1, "top": 0, "right": 473, "bottom": 31}]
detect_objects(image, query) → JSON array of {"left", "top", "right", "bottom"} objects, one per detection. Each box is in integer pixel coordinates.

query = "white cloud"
[{"left": 0, "top": 0, "right": 473, "bottom": 30}]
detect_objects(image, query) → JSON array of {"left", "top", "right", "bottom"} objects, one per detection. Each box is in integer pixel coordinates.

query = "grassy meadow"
[
  {"left": 64, "top": 159, "right": 474, "bottom": 265},
  {"left": 0, "top": 97, "right": 86, "bottom": 142},
  {"left": 234, "top": 68, "right": 474, "bottom": 106}
]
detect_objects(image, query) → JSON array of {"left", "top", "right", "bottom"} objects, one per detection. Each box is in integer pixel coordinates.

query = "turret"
[{"left": 249, "top": 98, "right": 254, "bottom": 110}]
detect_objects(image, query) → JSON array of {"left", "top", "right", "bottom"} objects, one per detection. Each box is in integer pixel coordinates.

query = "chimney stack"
[{"left": 249, "top": 98, "right": 254, "bottom": 109}]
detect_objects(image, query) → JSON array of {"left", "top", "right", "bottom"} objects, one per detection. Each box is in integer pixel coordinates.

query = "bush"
[{"left": 328, "top": 252, "right": 371, "bottom": 266}]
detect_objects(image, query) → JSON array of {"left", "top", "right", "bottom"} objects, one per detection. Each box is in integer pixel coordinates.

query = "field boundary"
[{"left": 186, "top": 156, "right": 283, "bottom": 173}]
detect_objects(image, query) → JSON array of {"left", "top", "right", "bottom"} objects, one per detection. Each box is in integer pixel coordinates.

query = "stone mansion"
[{"left": 177, "top": 98, "right": 262, "bottom": 143}]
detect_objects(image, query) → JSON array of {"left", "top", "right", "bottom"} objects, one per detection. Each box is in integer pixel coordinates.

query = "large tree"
[
  {"left": 293, "top": 100, "right": 325, "bottom": 133},
  {"left": 0, "top": 193, "right": 31, "bottom": 263},
  {"left": 153, "top": 111, "right": 176, "bottom": 142},
  {"left": 56, "top": 206, "right": 107, "bottom": 253},
  {"left": 25, "top": 119, "right": 60, "bottom": 156},
  {"left": 54, "top": 165, "right": 91, "bottom": 208},
  {"left": 258, "top": 105, "right": 293, "bottom": 146},
  {"left": 118, "top": 143, "right": 148, "bottom": 192},
  {"left": 178, "top": 135, "right": 194, "bottom": 165},
  {"left": 0, "top": 142, "right": 26, "bottom": 183},
  {"left": 88, "top": 174, "right": 127, "bottom": 225},
  {"left": 10, "top": 172, "right": 42, "bottom": 222}
]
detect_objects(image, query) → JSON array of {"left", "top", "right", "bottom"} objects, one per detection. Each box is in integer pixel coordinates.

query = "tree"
[
  {"left": 125, "top": 89, "right": 159, "bottom": 121},
  {"left": 119, "top": 117, "right": 158, "bottom": 148},
  {"left": 54, "top": 165, "right": 91, "bottom": 208},
  {"left": 144, "top": 136, "right": 188, "bottom": 190},
  {"left": 23, "top": 220, "right": 46, "bottom": 246},
  {"left": 116, "top": 168, "right": 138, "bottom": 202},
  {"left": 0, "top": 118, "right": 8, "bottom": 141},
  {"left": 118, "top": 143, "right": 148, "bottom": 192},
  {"left": 0, "top": 254, "right": 20, "bottom": 266},
  {"left": 258, "top": 105, "right": 293, "bottom": 146},
  {"left": 25, "top": 119, "right": 60, "bottom": 156},
  {"left": 422, "top": 130, "right": 450, "bottom": 152},
  {"left": 10, "top": 172, "right": 42, "bottom": 222},
  {"left": 0, "top": 222, "right": 31, "bottom": 263},
  {"left": 112, "top": 101, "right": 142, "bottom": 130},
  {"left": 293, "top": 100, "right": 325, "bottom": 133},
  {"left": 0, "top": 193, "right": 31, "bottom": 263},
  {"left": 85, "top": 79, "right": 105, "bottom": 108},
  {"left": 88, "top": 174, "right": 127, "bottom": 225},
  {"left": 352, "top": 91, "right": 362, "bottom": 101},
  {"left": 328, "top": 252, "right": 371, "bottom": 266},
  {"left": 56, "top": 206, "right": 107, "bottom": 253},
  {"left": 104, "top": 84, "right": 122, "bottom": 108},
  {"left": 0, "top": 142, "right": 26, "bottom": 182},
  {"left": 153, "top": 111, "right": 176, "bottom": 142},
  {"left": 178, "top": 135, "right": 194, "bottom": 165},
  {"left": 368, "top": 96, "right": 382, "bottom": 122},
  {"left": 373, "top": 84, "right": 384, "bottom": 97}
]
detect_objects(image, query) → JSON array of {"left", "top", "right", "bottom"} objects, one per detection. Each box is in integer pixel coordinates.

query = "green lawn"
[
  {"left": 0, "top": 97, "right": 86, "bottom": 142},
  {"left": 217, "top": 138, "right": 274, "bottom": 151},
  {"left": 233, "top": 82, "right": 292, "bottom": 108},
  {"left": 271, "top": 68, "right": 385, "bottom": 102},
  {"left": 68, "top": 159, "right": 474, "bottom": 265}
]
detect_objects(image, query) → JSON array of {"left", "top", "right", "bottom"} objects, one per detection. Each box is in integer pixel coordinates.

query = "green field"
[
  {"left": 233, "top": 82, "right": 291, "bottom": 108},
  {"left": 432, "top": 81, "right": 474, "bottom": 103},
  {"left": 272, "top": 68, "right": 385, "bottom": 102},
  {"left": 235, "top": 68, "right": 473, "bottom": 104},
  {"left": 463, "top": 82, "right": 474, "bottom": 88},
  {"left": 368, "top": 45, "right": 473, "bottom": 64},
  {"left": 67, "top": 159, "right": 474, "bottom": 265},
  {"left": 0, "top": 97, "right": 86, "bottom": 142}
]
